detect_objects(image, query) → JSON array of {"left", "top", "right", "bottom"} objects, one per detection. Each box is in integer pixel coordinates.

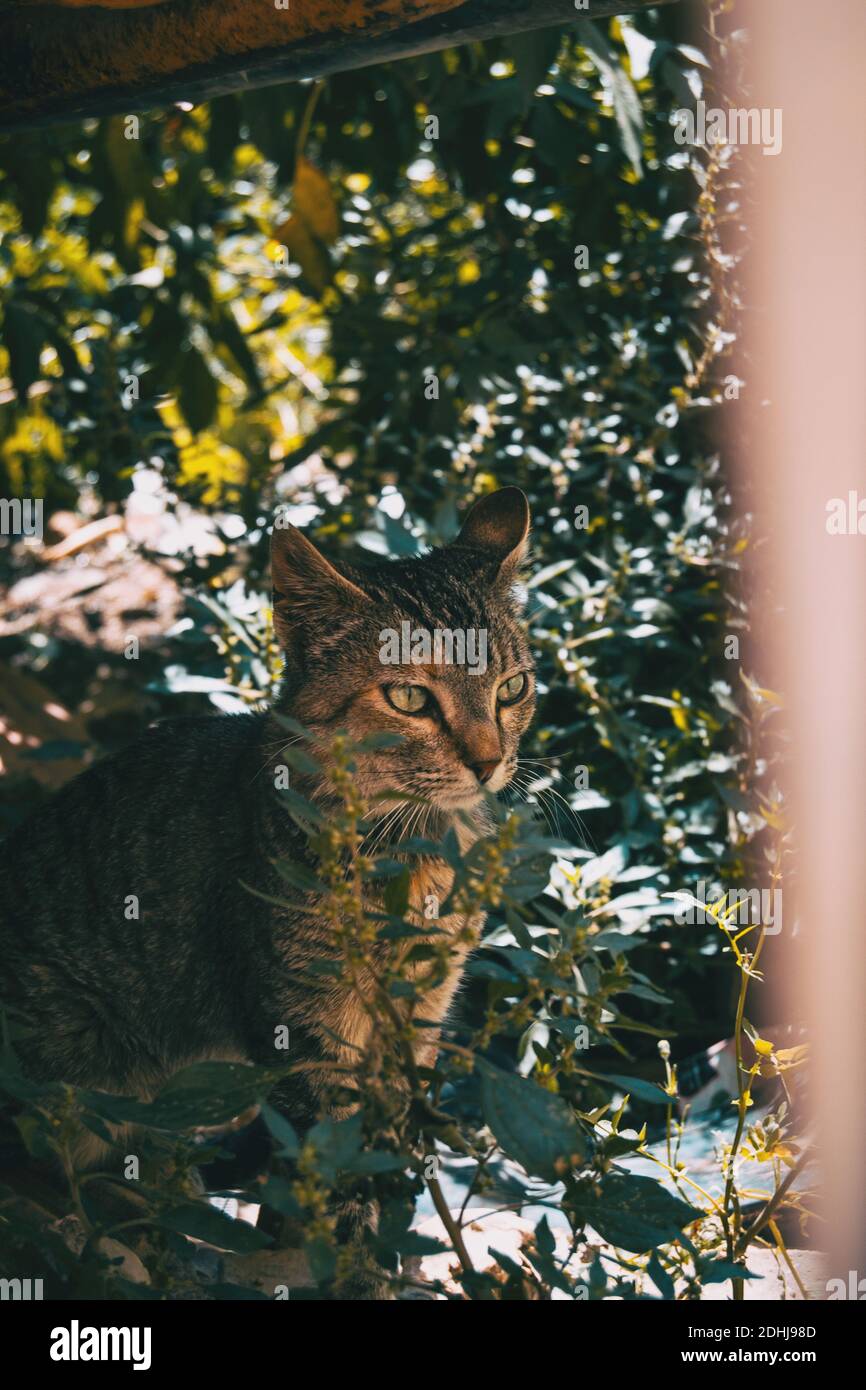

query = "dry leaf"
[
  {"left": 293, "top": 156, "right": 339, "bottom": 245},
  {"left": 275, "top": 214, "right": 332, "bottom": 296}
]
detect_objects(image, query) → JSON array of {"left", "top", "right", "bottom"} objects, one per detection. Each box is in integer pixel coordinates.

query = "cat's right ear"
[
  {"left": 452, "top": 487, "right": 531, "bottom": 585},
  {"left": 271, "top": 522, "right": 370, "bottom": 651}
]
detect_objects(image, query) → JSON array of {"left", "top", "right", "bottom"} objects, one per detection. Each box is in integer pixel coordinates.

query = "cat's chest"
[
  {"left": 408, "top": 858, "right": 456, "bottom": 930},
  {"left": 352, "top": 855, "right": 481, "bottom": 990},
  {"left": 299, "top": 857, "right": 482, "bottom": 1094},
  {"left": 406, "top": 858, "right": 483, "bottom": 982}
]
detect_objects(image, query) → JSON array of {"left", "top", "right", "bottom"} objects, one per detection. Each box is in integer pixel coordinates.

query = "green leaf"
[
  {"left": 376, "top": 1198, "right": 448, "bottom": 1259},
  {"left": 570, "top": 1173, "right": 700, "bottom": 1254},
  {"left": 259, "top": 1177, "right": 302, "bottom": 1219},
  {"left": 354, "top": 731, "right": 405, "bottom": 751},
  {"left": 591, "top": 930, "right": 646, "bottom": 954},
  {"left": 522, "top": 1214, "right": 576, "bottom": 1296},
  {"left": 306, "top": 1113, "right": 365, "bottom": 1181},
  {"left": 260, "top": 1103, "right": 300, "bottom": 1159},
  {"left": 302, "top": 958, "right": 343, "bottom": 978},
  {"left": 647, "top": 1249, "right": 675, "bottom": 1299},
  {"left": 698, "top": 1259, "right": 761, "bottom": 1285},
  {"left": 274, "top": 786, "right": 326, "bottom": 829},
  {"left": 573, "top": 17, "right": 644, "bottom": 176},
  {"left": 574, "top": 1069, "right": 670, "bottom": 1106},
  {"left": 2, "top": 300, "right": 45, "bottom": 399},
  {"left": 526, "top": 558, "right": 576, "bottom": 589},
  {"left": 270, "top": 713, "right": 311, "bottom": 739},
  {"left": 177, "top": 346, "right": 217, "bottom": 433},
  {"left": 479, "top": 1064, "right": 586, "bottom": 1181},
  {"left": 278, "top": 744, "right": 322, "bottom": 776},
  {"left": 212, "top": 303, "right": 262, "bottom": 394},
  {"left": 157, "top": 1202, "right": 270, "bottom": 1253},
  {"left": 383, "top": 866, "right": 411, "bottom": 917},
  {"left": 14, "top": 1111, "right": 57, "bottom": 1161},
  {"left": 81, "top": 1061, "right": 271, "bottom": 1131},
  {"left": 272, "top": 857, "right": 328, "bottom": 895},
  {"left": 347, "top": 1151, "right": 407, "bottom": 1175}
]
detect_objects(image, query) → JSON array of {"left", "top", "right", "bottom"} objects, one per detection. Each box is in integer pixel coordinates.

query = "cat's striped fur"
[{"left": 0, "top": 488, "right": 535, "bottom": 1240}]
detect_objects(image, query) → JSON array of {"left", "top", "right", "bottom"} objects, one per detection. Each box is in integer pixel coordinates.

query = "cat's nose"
[{"left": 470, "top": 759, "right": 500, "bottom": 785}]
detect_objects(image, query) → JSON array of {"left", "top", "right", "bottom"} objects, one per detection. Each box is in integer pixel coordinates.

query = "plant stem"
[
  {"left": 768, "top": 1218, "right": 809, "bottom": 1300},
  {"left": 426, "top": 1171, "right": 475, "bottom": 1276},
  {"left": 734, "top": 1148, "right": 812, "bottom": 1258},
  {"left": 722, "top": 927, "right": 767, "bottom": 1300}
]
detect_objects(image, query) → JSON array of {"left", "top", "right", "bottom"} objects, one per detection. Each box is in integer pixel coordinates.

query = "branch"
[
  {"left": 0, "top": 0, "right": 678, "bottom": 132},
  {"left": 734, "top": 1147, "right": 814, "bottom": 1259}
]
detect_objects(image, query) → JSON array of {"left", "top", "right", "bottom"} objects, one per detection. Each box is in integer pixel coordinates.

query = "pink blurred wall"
[{"left": 740, "top": 0, "right": 866, "bottom": 1279}]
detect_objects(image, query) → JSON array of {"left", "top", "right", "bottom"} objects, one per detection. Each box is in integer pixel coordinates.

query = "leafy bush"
[{"left": 0, "top": 6, "right": 809, "bottom": 1299}]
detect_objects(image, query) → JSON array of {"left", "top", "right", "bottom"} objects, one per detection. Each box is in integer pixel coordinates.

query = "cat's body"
[
  {"left": 2, "top": 711, "right": 317, "bottom": 1125},
  {"left": 0, "top": 488, "right": 535, "bottom": 1157},
  {"left": 0, "top": 708, "right": 480, "bottom": 1128}
]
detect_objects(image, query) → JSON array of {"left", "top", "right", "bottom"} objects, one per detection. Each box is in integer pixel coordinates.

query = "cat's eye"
[
  {"left": 497, "top": 672, "right": 528, "bottom": 706},
  {"left": 385, "top": 684, "right": 431, "bottom": 715}
]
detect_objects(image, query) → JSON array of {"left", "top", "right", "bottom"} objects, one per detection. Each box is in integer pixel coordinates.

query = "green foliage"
[{"left": 0, "top": 7, "right": 809, "bottom": 1300}]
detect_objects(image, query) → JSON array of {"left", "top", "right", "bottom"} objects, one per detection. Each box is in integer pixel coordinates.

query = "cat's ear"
[
  {"left": 453, "top": 487, "right": 530, "bottom": 582},
  {"left": 271, "top": 522, "right": 370, "bottom": 651}
]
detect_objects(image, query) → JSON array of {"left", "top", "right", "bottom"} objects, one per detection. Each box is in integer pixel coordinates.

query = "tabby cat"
[{"left": 0, "top": 486, "right": 535, "bottom": 1284}]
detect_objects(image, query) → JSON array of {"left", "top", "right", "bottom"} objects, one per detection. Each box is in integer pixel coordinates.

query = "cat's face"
[{"left": 270, "top": 489, "right": 535, "bottom": 819}]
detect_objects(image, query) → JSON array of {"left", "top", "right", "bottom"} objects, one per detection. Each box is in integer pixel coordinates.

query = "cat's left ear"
[
  {"left": 271, "top": 520, "right": 370, "bottom": 653},
  {"left": 452, "top": 487, "right": 530, "bottom": 586}
]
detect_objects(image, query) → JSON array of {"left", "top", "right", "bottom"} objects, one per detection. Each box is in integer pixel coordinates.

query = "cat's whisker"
[
  {"left": 513, "top": 760, "right": 595, "bottom": 850},
  {"left": 354, "top": 814, "right": 389, "bottom": 861},
  {"left": 503, "top": 776, "right": 529, "bottom": 806},
  {"left": 505, "top": 772, "right": 539, "bottom": 811},
  {"left": 537, "top": 787, "right": 591, "bottom": 851},
  {"left": 249, "top": 735, "right": 305, "bottom": 785},
  {"left": 414, "top": 801, "right": 439, "bottom": 860},
  {"left": 400, "top": 802, "right": 425, "bottom": 848},
  {"left": 359, "top": 804, "right": 407, "bottom": 859},
  {"left": 515, "top": 769, "right": 566, "bottom": 839},
  {"left": 531, "top": 797, "right": 558, "bottom": 840},
  {"left": 363, "top": 797, "right": 410, "bottom": 839},
  {"left": 542, "top": 785, "right": 595, "bottom": 852},
  {"left": 362, "top": 793, "right": 428, "bottom": 859},
  {"left": 507, "top": 770, "right": 537, "bottom": 797},
  {"left": 527, "top": 784, "right": 568, "bottom": 841},
  {"left": 507, "top": 771, "right": 561, "bottom": 840},
  {"left": 404, "top": 793, "right": 440, "bottom": 850}
]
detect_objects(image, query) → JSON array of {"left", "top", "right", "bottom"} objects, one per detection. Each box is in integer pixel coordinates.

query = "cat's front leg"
[{"left": 253, "top": 1072, "right": 389, "bottom": 1299}]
